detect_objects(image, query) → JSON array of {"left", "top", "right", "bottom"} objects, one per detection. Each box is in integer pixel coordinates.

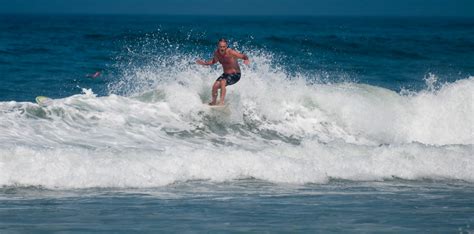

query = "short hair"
[{"left": 218, "top": 38, "right": 227, "bottom": 44}]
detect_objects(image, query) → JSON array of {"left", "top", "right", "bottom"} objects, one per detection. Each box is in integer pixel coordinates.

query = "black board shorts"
[{"left": 216, "top": 73, "right": 241, "bottom": 86}]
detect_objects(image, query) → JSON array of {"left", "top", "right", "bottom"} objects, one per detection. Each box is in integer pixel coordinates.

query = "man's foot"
[
  {"left": 208, "top": 102, "right": 217, "bottom": 106},
  {"left": 218, "top": 101, "right": 225, "bottom": 106}
]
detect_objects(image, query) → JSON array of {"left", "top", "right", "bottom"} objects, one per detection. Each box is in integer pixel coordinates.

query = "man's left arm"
[{"left": 230, "top": 49, "right": 250, "bottom": 65}]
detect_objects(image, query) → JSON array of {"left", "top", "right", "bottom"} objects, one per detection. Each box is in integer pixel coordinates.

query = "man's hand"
[
  {"left": 196, "top": 60, "right": 207, "bottom": 65},
  {"left": 243, "top": 59, "right": 250, "bottom": 65}
]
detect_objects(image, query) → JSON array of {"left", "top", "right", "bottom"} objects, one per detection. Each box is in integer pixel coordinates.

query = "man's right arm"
[{"left": 197, "top": 53, "right": 218, "bottom": 66}]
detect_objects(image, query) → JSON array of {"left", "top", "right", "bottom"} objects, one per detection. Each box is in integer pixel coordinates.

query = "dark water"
[
  {"left": 0, "top": 15, "right": 473, "bottom": 232},
  {"left": 1, "top": 180, "right": 474, "bottom": 233},
  {"left": 1, "top": 15, "right": 473, "bottom": 101}
]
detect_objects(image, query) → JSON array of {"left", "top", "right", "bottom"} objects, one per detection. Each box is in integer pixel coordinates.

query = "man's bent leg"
[{"left": 219, "top": 79, "right": 227, "bottom": 105}]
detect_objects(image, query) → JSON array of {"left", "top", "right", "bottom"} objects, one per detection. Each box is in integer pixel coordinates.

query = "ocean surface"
[{"left": 0, "top": 15, "right": 473, "bottom": 232}]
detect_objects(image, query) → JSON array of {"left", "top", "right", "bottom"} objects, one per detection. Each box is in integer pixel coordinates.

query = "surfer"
[
  {"left": 196, "top": 38, "right": 250, "bottom": 106},
  {"left": 86, "top": 71, "right": 101, "bottom": 79}
]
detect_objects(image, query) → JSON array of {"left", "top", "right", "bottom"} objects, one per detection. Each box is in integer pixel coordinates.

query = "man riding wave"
[{"left": 196, "top": 38, "right": 250, "bottom": 106}]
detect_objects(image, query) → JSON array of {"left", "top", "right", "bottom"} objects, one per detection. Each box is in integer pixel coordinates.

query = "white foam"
[
  {"left": 0, "top": 140, "right": 471, "bottom": 189},
  {"left": 309, "top": 78, "right": 474, "bottom": 145},
  {"left": 0, "top": 52, "right": 473, "bottom": 188}
]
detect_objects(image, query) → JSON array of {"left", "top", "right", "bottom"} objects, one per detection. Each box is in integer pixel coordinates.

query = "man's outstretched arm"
[{"left": 196, "top": 54, "right": 218, "bottom": 66}]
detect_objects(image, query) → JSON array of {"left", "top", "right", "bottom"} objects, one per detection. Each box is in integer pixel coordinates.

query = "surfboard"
[
  {"left": 205, "top": 103, "right": 231, "bottom": 114},
  {"left": 208, "top": 104, "right": 227, "bottom": 109},
  {"left": 35, "top": 96, "right": 53, "bottom": 106}
]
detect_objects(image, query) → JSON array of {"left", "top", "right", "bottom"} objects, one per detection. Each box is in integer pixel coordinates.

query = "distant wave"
[{"left": 264, "top": 35, "right": 427, "bottom": 59}]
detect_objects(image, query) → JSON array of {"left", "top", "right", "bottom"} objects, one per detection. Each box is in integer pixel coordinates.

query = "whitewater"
[{"left": 0, "top": 53, "right": 472, "bottom": 189}]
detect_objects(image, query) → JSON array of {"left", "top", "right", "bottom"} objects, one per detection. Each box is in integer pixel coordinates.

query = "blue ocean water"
[{"left": 0, "top": 15, "right": 473, "bottom": 232}]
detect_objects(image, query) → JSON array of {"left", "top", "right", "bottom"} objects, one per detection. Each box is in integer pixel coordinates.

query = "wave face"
[{"left": 1, "top": 49, "right": 473, "bottom": 188}]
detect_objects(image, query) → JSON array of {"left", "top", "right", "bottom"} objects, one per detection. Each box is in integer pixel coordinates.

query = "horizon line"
[{"left": 1, "top": 12, "right": 473, "bottom": 18}]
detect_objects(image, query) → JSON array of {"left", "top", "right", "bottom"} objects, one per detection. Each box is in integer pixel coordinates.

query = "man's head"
[{"left": 218, "top": 38, "right": 228, "bottom": 54}]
